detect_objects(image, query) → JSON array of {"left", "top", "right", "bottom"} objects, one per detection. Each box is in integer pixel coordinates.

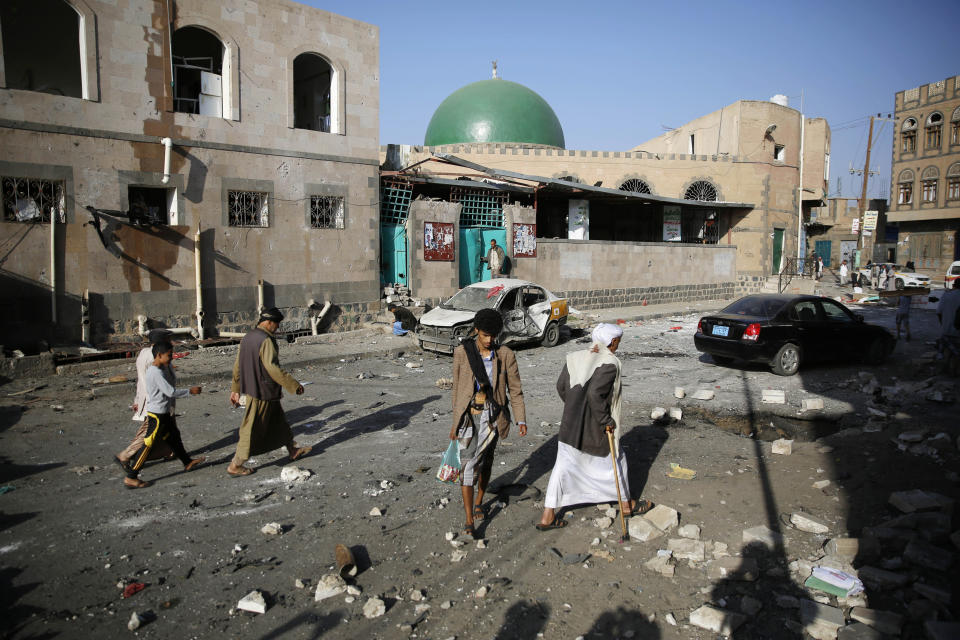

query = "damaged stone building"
[{"left": 0, "top": 0, "right": 380, "bottom": 350}]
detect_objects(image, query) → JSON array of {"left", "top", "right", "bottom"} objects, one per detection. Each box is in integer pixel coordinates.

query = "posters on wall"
[
  {"left": 513, "top": 223, "right": 537, "bottom": 257},
  {"left": 663, "top": 205, "right": 681, "bottom": 242},
  {"left": 851, "top": 218, "right": 860, "bottom": 234},
  {"left": 863, "top": 211, "right": 878, "bottom": 231},
  {"left": 568, "top": 199, "right": 589, "bottom": 239},
  {"left": 423, "top": 221, "right": 454, "bottom": 261}
]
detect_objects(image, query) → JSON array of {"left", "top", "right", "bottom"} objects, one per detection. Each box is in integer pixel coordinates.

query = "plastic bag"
[{"left": 436, "top": 440, "right": 461, "bottom": 484}]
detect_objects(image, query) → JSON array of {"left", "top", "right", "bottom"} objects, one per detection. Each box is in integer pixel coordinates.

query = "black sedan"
[{"left": 694, "top": 294, "right": 895, "bottom": 376}]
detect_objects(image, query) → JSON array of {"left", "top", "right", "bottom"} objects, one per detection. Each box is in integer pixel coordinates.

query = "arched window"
[
  {"left": 925, "top": 112, "right": 943, "bottom": 149},
  {"left": 921, "top": 166, "right": 939, "bottom": 203},
  {"left": 947, "top": 163, "right": 960, "bottom": 201},
  {"left": 901, "top": 117, "right": 917, "bottom": 153},
  {"left": 172, "top": 26, "right": 225, "bottom": 117},
  {"left": 951, "top": 107, "right": 960, "bottom": 145},
  {"left": 293, "top": 53, "right": 334, "bottom": 133},
  {"left": 897, "top": 169, "right": 914, "bottom": 205},
  {"left": 683, "top": 181, "right": 718, "bottom": 202},
  {"left": 618, "top": 178, "right": 652, "bottom": 194},
  {"left": 0, "top": 0, "right": 82, "bottom": 98}
]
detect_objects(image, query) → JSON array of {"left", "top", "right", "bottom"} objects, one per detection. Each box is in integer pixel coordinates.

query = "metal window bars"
[
  {"left": 683, "top": 181, "right": 718, "bottom": 202},
  {"left": 451, "top": 187, "right": 506, "bottom": 227},
  {"left": 310, "top": 195, "right": 344, "bottom": 229},
  {"left": 1, "top": 177, "right": 66, "bottom": 223},
  {"left": 227, "top": 190, "right": 269, "bottom": 227},
  {"left": 380, "top": 179, "right": 412, "bottom": 224},
  {"left": 618, "top": 178, "right": 651, "bottom": 194}
]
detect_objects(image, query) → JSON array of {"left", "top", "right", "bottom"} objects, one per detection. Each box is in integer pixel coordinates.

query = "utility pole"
[{"left": 849, "top": 114, "right": 892, "bottom": 265}]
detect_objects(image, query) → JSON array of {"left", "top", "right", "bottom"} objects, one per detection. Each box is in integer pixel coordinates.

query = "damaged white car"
[{"left": 417, "top": 279, "right": 569, "bottom": 354}]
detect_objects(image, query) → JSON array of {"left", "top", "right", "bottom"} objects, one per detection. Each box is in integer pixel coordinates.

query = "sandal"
[
  {"left": 535, "top": 516, "right": 568, "bottom": 531},
  {"left": 227, "top": 465, "right": 255, "bottom": 477},
  {"left": 462, "top": 523, "right": 477, "bottom": 538},
  {"left": 289, "top": 445, "right": 313, "bottom": 461},
  {"left": 622, "top": 499, "right": 655, "bottom": 517},
  {"left": 473, "top": 505, "right": 485, "bottom": 521},
  {"left": 184, "top": 457, "right": 206, "bottom": 472},
  {"left": 124, "top": 478, "right": 152, "bottom": 490}
]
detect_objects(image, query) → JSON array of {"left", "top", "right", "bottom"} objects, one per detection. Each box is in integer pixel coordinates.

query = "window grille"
[
  {"left": 227, "top": 190, "right": 269, "bottom": 227},
  {"left": 902, "top": 131, "right": 916, "bottom": 152},
  {"left": 904, "top": 87, "right": 920, "bottom": 102},
  {"left": 618, "top": 178, "right": 651, "bottom": 194},
  {"left": 310, "top": 195, "right": 344, "bottom": 229},
  {"left": 380, "top": 179, "right": 412, "bottom": 224},
  {"left": 948, "top": 178, "right": 960, "bottom": 201},
  {"left": 451, "top": 187, "right": 506, "bottom": 227},
  {"left": 2, "top": 176, "right": 66, "bottom": 223},
  {"left": 898, "top": 183, "right": 913, "bottom": 205},
  {"left": 683, "top": 181, "right": 718, "bottom": 202},
  {"left": 921, "top": 180, "right": 937, "bottom": 203}
]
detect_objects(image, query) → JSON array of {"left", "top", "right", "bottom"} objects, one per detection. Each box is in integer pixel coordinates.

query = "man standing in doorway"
[
  {"left": 227, "top": 307, "right": 312, "bottom": 477},
  {"left": 480, "top": 239, "right": 506, "bottom": 279}
]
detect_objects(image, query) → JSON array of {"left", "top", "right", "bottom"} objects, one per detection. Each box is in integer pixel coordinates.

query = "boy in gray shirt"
[{"left": 123, "top": 342, "right": 205, "bottom": 489}]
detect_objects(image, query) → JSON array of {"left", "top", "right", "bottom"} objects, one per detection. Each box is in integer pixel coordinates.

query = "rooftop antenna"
[{"left": 491, "top": 60, "right": 498, "bottom": 79}]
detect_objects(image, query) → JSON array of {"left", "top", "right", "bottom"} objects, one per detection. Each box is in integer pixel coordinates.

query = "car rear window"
[
  {"left": 721, "top": 297, "right": 787, "bottom": 318},
  {"left": 951, "top": 264, "right": 960, "bottom": 275}
]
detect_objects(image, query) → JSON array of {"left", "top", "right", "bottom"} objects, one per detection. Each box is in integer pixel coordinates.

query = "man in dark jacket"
[{"left": 387, "top": 302, "right": 418, "bottom": 335}]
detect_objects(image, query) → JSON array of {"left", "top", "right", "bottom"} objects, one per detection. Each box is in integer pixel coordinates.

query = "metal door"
[
  {"left": 458, "top": 227, "right": 507, "bottom": 287},
  {"left": 772, "top": 228, "right": 784, "bottom": 274},
  {"left": 815, "top": 240, "right": 832, "bottom": 267},
  {"left": 839, "top": 241, "right": 857, "bottom": 267},
  {"left": 380, "top": 223, "right": 407, "bottom": 287}
]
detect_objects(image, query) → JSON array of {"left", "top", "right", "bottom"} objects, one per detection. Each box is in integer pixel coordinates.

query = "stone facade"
[
  {"left": 888, "top": 75, "right": 960, "bottom": 273},
  {"left": 0, "top": 0, "right": 380, "bottom": 349}
]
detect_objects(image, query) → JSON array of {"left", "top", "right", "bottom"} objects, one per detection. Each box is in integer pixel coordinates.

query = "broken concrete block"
[
  {"left": 850, "top": 607, "right": 903, "bottom": 635},
  {"left": 627, "top": 517, "right": 664, "bottom": 543},
  {"left": 903, "top": 539, "right": 954, "bottom": 570},
  {"left": 866, "top": 407, "right": 886, "bottom": 418},
  {"left": 791, "top": 512, "right": 829, "bottom": 534},
  {"left": 362, "top": 597, "right": 386, "bottom": 618},
  {"left": 776, "top": 593, "right": 800, "bottom": 609},
  {"left": 668, "top": 407, "right": 682, "bottom": 421},
  {"left": 800, "top": 599, "right": 845, "bottom": 635},
  {"left": 824, "top": 537, "right": 880, "bottom": 562},
  {"left": 667, "top": 538, "right": 705, "bottom": 561},
  {"left": 689, "top": 604, "right": 746, "bottom": 635},
  {"left": 707, "top": 556, "right": 759, "bottom": 581},
  {"left": 594, "top": 516, "right": 613, "bottom": 529},
  {"left": 280, "top": 465, "right": 311, "bottom": 483},
  {"left": 742, "top": 525, "right": 783, "bottom": 551},
  {"left": 771, "top": 439, "right": 793, "bottom": 455},
  {"left": 837, "top": 622, "right": 883, "bottom": 640},
  {"left": 314, "top": 574, "right": 347, "bottom": 602},
  {"left": 812, "top": 479, "right": 831, "bottom": 490},
  {"left": 888, "top": 490, "right": 953, "bottom": 514},
  {"left": 914, "top": 582, "right": 951, "bottom": 605},
  {"left": 643, "top": 504, "right": 679, "bottom": 532},
  {"left": 710, "top": 541, "right": 729, "bottom": 559},
  {"left": 740, "top": 595, "right": 762, "bottom": 616},
  {"left": 802, "top": 398, "right": 825, "bottom": 411},
  {"left": 762, "top": 389, "right": 786, "bottom": 404},
  {"left": 678, "top": 524, "right": 700, "bottom": 540},
  {"left": 650, "top": 407, "right": 667, "bottom": 420},
  {"left": 692, "top": 389, "right": 714, "bottom": 400},
  {"left": 260, "top": 522, "right": 283, "bottom": 536},
  {"left": 237, "top": 590, "right": 267, "bottom": 614},
  {"left": 127, "top": 612, "right": 142, "bottom": 631},
  {"left": 858, "top": 566, "right": 909, "bottom": 590},
  {"left": 643, "top": 553, "right": 675, "bottom": 577},
  {"left": 673, "top": 387, "right": 685, "bottom": 399},
  {"left": 369, "top": 507, "right": 383, "bottom": 517},
  {"left": 897, "top": 430, "right": 926, "bottom": 442},
  {"left": 450, "top": 550, "right": 467, "bottom": 562}
]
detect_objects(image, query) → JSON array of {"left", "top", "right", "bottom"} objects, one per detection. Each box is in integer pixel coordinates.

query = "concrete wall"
[
  {"left": 406, "top": 199, "right": 460, "bottom": 303},
  {"left": 0, "top": 0, "right": 380, "bottom": 347}
]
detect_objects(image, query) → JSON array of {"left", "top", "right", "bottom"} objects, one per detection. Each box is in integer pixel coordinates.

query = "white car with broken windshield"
[{"left": 417, "top": 279, "right": 569, "bottom": 354}]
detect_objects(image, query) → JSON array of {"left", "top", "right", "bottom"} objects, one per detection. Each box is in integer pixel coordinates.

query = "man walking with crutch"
[{"left": 536, "top": 323, "right": 653, "bottom": 531}]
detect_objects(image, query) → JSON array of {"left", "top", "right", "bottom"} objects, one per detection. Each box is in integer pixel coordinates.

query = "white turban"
[{"left": 591, "top": 323, "right": 623, "bottom": 347}]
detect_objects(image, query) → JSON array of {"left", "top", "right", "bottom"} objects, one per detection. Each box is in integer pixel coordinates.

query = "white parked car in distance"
[
  {"left": 859, "top": 263, "right": 931, "bottom": 290},
  {"left": 946, "top": 260, "right": 960, "bottom": 289}
]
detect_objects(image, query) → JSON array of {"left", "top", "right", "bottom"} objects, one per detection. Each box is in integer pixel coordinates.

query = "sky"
[{"left": 306, "top": 0, "right": 960, "bottom": 201}]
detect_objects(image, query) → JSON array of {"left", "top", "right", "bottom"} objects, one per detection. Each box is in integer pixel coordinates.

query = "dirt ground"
[{"left": 1, "top": 301, "right": 958, "bottom": 639}]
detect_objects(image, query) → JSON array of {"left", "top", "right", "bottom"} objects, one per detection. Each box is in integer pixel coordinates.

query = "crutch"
[{"left": 606, "top": 426, "right": 628, "bottom": 543}]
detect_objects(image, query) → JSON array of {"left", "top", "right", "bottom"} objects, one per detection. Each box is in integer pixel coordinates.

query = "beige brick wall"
[{"left": 406, "top": 199, "right": 460, "bottom": 302}]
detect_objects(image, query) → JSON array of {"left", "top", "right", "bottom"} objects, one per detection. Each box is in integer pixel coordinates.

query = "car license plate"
[{"left": 711, "top": 325, "right": 729, "bottom": 337}]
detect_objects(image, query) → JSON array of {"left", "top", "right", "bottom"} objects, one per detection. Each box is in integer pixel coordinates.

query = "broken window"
[
  {"left": 925, "top": 113, "right": 942, "bottom": 149},
  {"left": 2, "top": 176, "right": 66, "bottom": 223},
  {"left": 618, "top": 179, "right": 651, "bottom": 194},
  {"left": 0, "top": 0, "right": 82, "bottom": 98},
  {"left": 451, "top": 188, "right": 506, "bottom": 227},
  {"left": 951, "top": 107, "right": 960, "bottom": 145},
  {"left": 683, "top": 181, "right": 718, "bottom": 202},
  {"left": 172, "top": 26, "right": 224, "bottom": 117},
  {"left": 227, "top": 190, "right": 269, "bottom": 227},
  {"left": 128, "top": 186, "right": 175, "bottom": 226},
  {"left": 774, "top": 144, "right": 785, "bottom": 161},
  {"left": 901, "top": 118, "right": 917, "bottom": 153},
  {"left": 310, "top": 195, "right": 344, "bottom": 229},
  {"left": 293, "top": 53, "right": 333, "bottom": 132}
]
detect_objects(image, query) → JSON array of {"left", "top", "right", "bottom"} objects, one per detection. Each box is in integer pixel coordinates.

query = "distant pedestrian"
[
  {"left": 809, "top": 252, "right": 818, "bottom": 279},
  {"left": 122, "top": 341, "right": 205, "bottom": 489},
  {"left": 816, "top": 255, "right": 823, "bottom": 281},
  {"left": 839, "top": 260, "right": 848, "bottom": 286},
  {"left": 896, "top": 294, "right": 913, "bottom": 342},
  {"left": 480, "top": 239, "right": 506, "bottom": 279},
  {"left": 885, "top": 264, "right": 897, "bottom": 291},
  {"left": 227, "top": 308, "right": 311, "bottom": 477},
  {"left": 387, "top": 302, "right": 418, "bottom": 336},
  {"left": 449, "top": 308, "right": 527, "bottom": 538}
]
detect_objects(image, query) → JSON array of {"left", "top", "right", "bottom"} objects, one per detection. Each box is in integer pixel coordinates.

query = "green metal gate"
[
  {"left": 380, "top": 180, "right": 412, "bottom": 286},
  {"left": 772, "top": 228, "right": 784, "bottom": 275},
  {"left": 454, "top": 188, "right": 508, "bottom": 287}
]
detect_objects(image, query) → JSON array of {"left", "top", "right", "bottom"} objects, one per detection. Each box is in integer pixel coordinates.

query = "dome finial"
[{"left": 491, "top": 60, "right": 498, "bottom": 79}]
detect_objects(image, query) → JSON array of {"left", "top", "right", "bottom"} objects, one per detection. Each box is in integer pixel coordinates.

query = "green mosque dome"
[{"left": 424, "top": 79, "right": 565, "bottom": 148}]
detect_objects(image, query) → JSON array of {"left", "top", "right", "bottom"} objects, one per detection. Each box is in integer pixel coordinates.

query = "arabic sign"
[
  {"left": 663, "top": 206, "right": 681, "bottom": 242},
  {"left": 863, "top": 210, "right": 878, "bottom": 231},
  {"left": 513, "top": 223, "right": 537, "bottom": 257},
  {"left": 851, "top": 217, "right": 860, "bottom": 234},
  {"left": 423, "top": 221, "right": 454, "bottom": 261},
  {"left": 568, "top": 200, "right": 589, "bottom": 239}
]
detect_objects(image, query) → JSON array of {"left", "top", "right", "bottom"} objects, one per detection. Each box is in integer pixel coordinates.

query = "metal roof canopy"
[
  {"left": 380, "top": 172, "right": 535, "bottom": 194},
  {"left": 429, "top": 153, "right": 755, "bottom": 210}
]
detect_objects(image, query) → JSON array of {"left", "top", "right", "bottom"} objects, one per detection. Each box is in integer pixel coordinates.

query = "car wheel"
[
  {"left": 771, "top": 343, "right": 801, "bottom": 376},
  {"left": 864, "top": 338, "right": 888, "bottom": 365},
  {"left": 895, "top": 278, "right": 904, "bottom": 290},
  {"left": 712, "top": 355, "right": 733, "bottom": 366},
  {"left": 541, "top": 321, "right": 560, "bottom": 347}
]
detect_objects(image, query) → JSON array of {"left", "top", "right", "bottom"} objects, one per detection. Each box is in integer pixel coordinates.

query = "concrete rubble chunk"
[
  {"left": 238, "top": 590, "right": 267, "bottom": 614},
  {"left": 800, "top": 599, "right": 845, "bottom": 634},
  {"left": 707, "top": 556, "right": 759, "bottom": 581},
  {"left": 674, "top": 387, "right": 685, "bottom": 399},
  {"left": 740, "top": 595, "right": 762, "bottom": 616},
  {"left": 650, "top": 407, "right": 667, "bottom": 420},
  {"left": 689, "top": 604, "right": 746, "bottom": 635},
  {"left": 409, "top": 589, "right": 424, "bottom": 601},
  {"left": 743, "top": 525, "right": 783, "bottom": 551},
  {"left": 802, "top": 398, "right": 825, "bottom": 411},
  {"left": 315, "top": 574, "right": 347, "bottom": 601},
  {"left": 678, "top": 524, "right": 700, "bottom": 540},
  {"left": 762, "top": 389, "right": 786, "bottom": 404},
  {"left": 771, "top": 439, "right": 793, "bottom": 455},
  {"left": 897, "top": 430, "right": 926, "bottom": 443},
  {"left": 791, "top": 512, "right": 829, "bottom": 534},
  {"left": 644, "top": 554, "right": 675, "bottom": 577},
  {"left": 280, "top": 465, "right": 311, "bottom": 482},
  {"left": 914, "top": 582, "right": 951, "bottom": 605},
  {"left": 824, "top": 537, "right": 879, "bottom": 562},
  {"left": 450, "top": 550, "right": 467, "bottom": 562},
  {"left": 369, "top": 507, "right": 383, "bottom": 517},
  {"left": 363, "top": 597, "right": 386, "bottom": 619},
  {"left": 260, "top": 522, "right": 283, "bottom": 536},
  {"left": 127, "top": 612, "right": 142, "bottom": 631},
  {"left": 903, "top": 539, "right": 954, "bottom": 570},
  {"left": 888, "top": 489, "right": 954, "bottom": 514},
  {"left": 628, "top": 517, "right": 664, "bottom": 543},
  {"left": 643, "top": 504, "right": 679, "bottom": 532},
  {"left": 346, "top": 585, "right": 362, "bottom": 596},
  {"left": 667, "top": 538, "right": 705, "bottom": 561},
  {"left": 850, "top": 607, "right": 903, "bottom": 635},
  {"left": 594, "top": 516, "right": 613, "bottom": 529},
  {"left": 837, "top": 622, "right": 883, "bottom": 640},
  {"left": 858, "top": 566, "right": 909, "bottom": 590},
  {"left": 776, "top": 594, "right": 800, "bottom": 609},
  {"left": 692, "top": 389, "right": 714, "bottom": 400},
  {"left": 813, "top": 480, "right": 831, "bottom": 490},
  {"left": 711, "top": 541, "right": 729, "bottom": 559},
  {"left": 668, "top": 407, "right": 682, "bottom": 421}
]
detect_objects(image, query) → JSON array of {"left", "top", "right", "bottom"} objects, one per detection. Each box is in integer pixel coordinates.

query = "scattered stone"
[
  {"left": 903, "top": 539, "right": 954, "bottom": 570},
  {"left": 776, "top": 594, "right": 800, "bottom": 609},
  {"left": 790, "top": 512, "right": 829, "bottom": 534},
  {"left": 800, "top": 599, "right": 845, "bottom": 636},
  {"left": 742, "top": 525, "right": 783, "bottom": 551},
  {"left": 889, "top": 490, "right": 953, "bottom": 514},
  {"left": 445, "top": 531, "right": 455, "bottom": 541},
  {"left": 668, "top": 407, "right": 682, "bottom": 421},
  {"left": 824, "top": 537, "right": 880, "bottom": 562},
  {"left": 858, "top": 566, "right": 909, "bottom": 590},
  {"left": 346, "top": 585, "right": 361, "bottom": 596},
  {"left": 315, "top": 574, "right": 347, "bottom": 601},
  {"left": 762, "top": 389, "right": 785, "bottom": 404},
  {"left": 711, "top": 541, "right": 729, "bottom": 559},
  {"left": 664, "top": 612, "right": 677, "bottom": 626},
  {"left": 409, "top": 589, "right": 424, "bottom": 602},
  {"left": 678, "top": 524, "right": 700, "bottom": 540},
  {"left": 591, "top": 537, "right": 601, "bottom": 546},
  {"left": 673, "top": 387, "right": 685, "bottom": 399},
  {"left": 689, "top": 604, "right": 746, "bottom": 635},
  {"left": 280, "top": 465, "right": 311, "bottom": 483},
  {"left": 802, "top": 398, "right": 825, "bottom": 411},
  {"left": 260, "top": 522, "right": 283, "bottom": 536},
  {"left": 913, "top": 582, "right": 950, "bottom": 605},
  {"left": 294, "top": 579, "right": 306, "bottom": 589},
  {"left": 475, "top": 585, "right": 488, "bottom": 599},
  {"left": 363, "top": 597, "right": 386, "bottom": 619},
  {"left": 604, "top": 507, "right": 617, "bottom": 518},
  {"left": 650, "top": 407, "right": 667, "bottom": 420},
  {"left": 667, "top": 538, "right": 705, "bottom": 561},
  {"left": 414, "top": 603, "right": 431, "bottom": 616},
  {"left": 850, "top": 607, "right": 903, "bottom": 635},
  {"left": 450, "top": 550, "right": 467, "bottom": 562},
  {"left": 707, "top": 556, "right": 759, "bottom": 581},
  {"left": 127, "top": 612, "right": 142, "bottom": 631},
  {"left": 812, "top": 480, "right": 831, "bottom": 490},
  {"left": 771, "top": 439, "right": 793, "bottom": 455},
  {"left": 740, "top": 595, "right": 762, "bottom": 616},
  {"left": 643, "top": 554, "right": 675, "bottom": 577},
  {"left": 643, "top": 504, "right": 679, "bottom": 532},
  {"left": 449, "top": 539, "right": 465, "bottom": 549},
  {"left": 837, "top": 622, "right": 883, "bottom": 640},
  {"left": 435, "top": 378, "right": 453, "bottom": 390},
  {"left": 692, "top": 389, "right": 714, "bottom": 400},
  {"left": 237, "top": 590, "right": 267, "bottom": 614},
  {"left": 867, "top": 407, "right": 886, "bottom": 418},
  {"left": 627, "top": 517, "right": 664, "bottom": 543},
  {"left": 369, "top": 507, "right": 383, "bottom": 517},
  {"left": 405, "top": 362, "right": 421, "bottom": 369},
  {"left": 440, "top": 600, "right": 452, "bottom": 610},
  {"left": 594, "top": 517, "right": 613, "bottom": 529},
  {"left": 898, "top": 430, "right": 926, "bottom": 443},
  {"left": 70, "top": 465, "right": 96, "bottom": 475}
]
